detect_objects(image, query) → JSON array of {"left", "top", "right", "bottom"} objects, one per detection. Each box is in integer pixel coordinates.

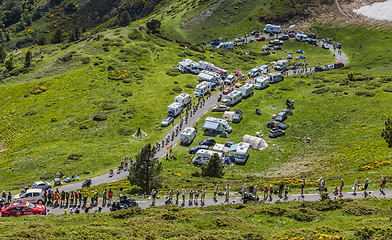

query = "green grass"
[{"left": 2, "top": 198, "right": 392, "bottom": 239}]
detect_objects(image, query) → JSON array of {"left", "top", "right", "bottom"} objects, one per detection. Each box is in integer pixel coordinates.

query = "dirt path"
[{"left": 335, "top": 0, "right": 353, "bottom": 18}]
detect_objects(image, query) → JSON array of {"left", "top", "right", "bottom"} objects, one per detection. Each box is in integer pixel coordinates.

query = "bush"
[
  {"left": 117, "top": 127, "right": 133, "bottom": 136},
  {"left": 58, "top": 52, "right": 74, "bottom": 62},
  {"left": 81, "top": 57, "right": 90, "bottom": 64},
  {"left": 110, "top": 208, "right": 141, "bottom": 219},
  {"left": 312, "top": 87, "right": 329, "bottom": 94},
  {"left": 355, "top": 91, "right": 375, "bottom": 97},
  {"left": 185, "top": 84, "right": 195, "bottom": 89},
  {"left": 128, "top": 29, "right": 141, "bottom": 40},
  {"left": 383, "top": 85, "right": 392, "bottom": 92},
  {"left": 279, "top": 86, "right": 294, "bottom": 91},
  {"left": 93, "top": 115, "right": 107, "bottom": 121},
  {"left": 172, "top": 87, "right": 182, "bottom": 93},
  {"left": 101, "top": 103, "right": 117, "bottom": 110},
  {"left": 120, "top": 91, "right": 133, "bottom": 97},
  {"left": 166, "top": 68, "right": 180, "bottom": 77},
  {"left": 342, "top": 203, "right": 381, "bottom": 216},
  {"left": 68, "top": 154, "right": 83, "bottom": 160}
]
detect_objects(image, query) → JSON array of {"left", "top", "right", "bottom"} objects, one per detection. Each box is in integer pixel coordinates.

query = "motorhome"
[
  {"left": 263, "top": 24, "right": 281, "bottom": 34},
  {"left": 194, "top": 81, "right": 212, "bottom": 98},
  {"left": 217, "top": 42, "right": 234, "bottom": 50},
  {"left": 197, "top": 61, "right": 214, "bottom": 70},
  {"left": 192, "top": 150, "right": 223, "bottom": 165},
  {"left": 167, "top": 102, "right": 183, "bottom": 117},
  {"left": 212, "top": 143, "right": 225, "bottom": 152},
  {"left": 224, "top": 73, "right": 236, "bottom": 85},
  {"left": 174, "top": 93, "right": 191, "bottom": 107},
  {"left": 222, "top": 90, "right": 242, "bottom": 106},
  {"left": 178, "top": 59, "right": 200, "bottom": 74},
  {"left": 180, "top": 127, "right": 197, "bottom": 146},
  {"left": 235, "top": 142, "right": 250, "bottom": 164},
  {"left": 295, "top": 33, "right": 309, "bottom": 42},
  {"left": 273, "top": 60, "right": 289, "bottom": 71},
  {"left": 254, "top": 75, "right": 270, "bottom": 89},
  {"left": 203, "top": 117, "right": 232, "bottom": 133},
  {"left": 198, "top": 70, "right": 222, "bottom": 83},
  {"left": 268, "top": 72, "right": 284, "bottom": 83},
  {"left": 222, "top": 111, "right": 235, "bottom": 122},
  {"left": 205, "top": 65, "right": 228, "bottom": 78},
  {"left": 238, "top": 83, "right": 254, "bottom": 98}
]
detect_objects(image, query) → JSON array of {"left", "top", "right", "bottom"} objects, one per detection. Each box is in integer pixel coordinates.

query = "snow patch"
[{"left": 353, "top": 0, "right": 392, "bottom": 21}]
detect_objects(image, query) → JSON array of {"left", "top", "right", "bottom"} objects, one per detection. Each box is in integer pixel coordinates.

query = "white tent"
[{"left": 242, "top": 135, "right": 268, "bottom": 151}]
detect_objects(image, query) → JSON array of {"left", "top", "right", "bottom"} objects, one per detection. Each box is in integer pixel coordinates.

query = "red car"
[
  {"left": 334, "top": 62, "right": 344, "bottom": 68},
  {"left": 222, "top": 87, "right": 234, "bottom": 94},
  {"left": 288, "top": 32, "right": 295, "bottom": 38},
  {"left": 256, "top": 36, "right": 265, "bottom": 41},
  {"left": 1, "top": 201, "right": 46, "bottom": 217}
]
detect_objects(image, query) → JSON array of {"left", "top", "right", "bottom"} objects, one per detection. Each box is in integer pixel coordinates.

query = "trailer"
[
  {"left": 197, "top": 61, "right": 214, "bottom": 70},
  {"left": 174, "top": 93, "right": 191, "bottom": 107},
  {"left": 235, "top": 142, "right": 250, "bottom": 164},
  {"left": 254, "top": 75, "right": 270, "bottom": 89},
  {"left": 263, "top": 24, "right": 281, "bottom": 34},
  {"left": 198, "top": 70, "right": 222, "bottom": 83},
  {"left": 167, "top": 102, "right": 183, "bottom": 117},
  {"left": 222, "top": 90, "right": 242, "bottom": 106},
  {"left": 217, "top": 42, "right": 234, "bottom": 50},
  {"left": 238, "top": 83, "right": 254, "bottom": 98},
  {"left": 192, "top": 150, "right": 223, "bottom": 165},
  {"left": 178, "top": 59, "right": 200, "bottom": 74},
  {"left": 268, "top": 72, "right": 284, "bottom": 83},
  {"left": 180, "top": 127, "right": 197, "bottom": 146},
  {"left": 205, "top": 65, "right": 228, "bottom": 78},
  {"left": 194, "top": 81, "right": 212, "bottom": 98}
]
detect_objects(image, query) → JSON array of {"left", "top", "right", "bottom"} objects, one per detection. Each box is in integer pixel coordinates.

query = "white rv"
[
  {"left": 268, "top": 72, "right": 284, "bottom": 83},
  {"left": 192, "top": 149, "right": 223, "bottom": 165},
  {"left": 224, "top": 73, "right": 236, "bottom": 85},
  {"left": 198, "top": 61, "right": 214, "bottom": 70},
  {"left": 198, "top": 70, "right": 221, "bottom": 83},
  {"left": 178, "top": 59, "right": 200, "bottom": 74},
  {"left": 212, "top": 143, "right": 225, "bottom": 152},
  {"left": 254, "top": 75, "right": 270, "bottom": 89},
  {"left": 295, "top": 33, "right": 309, "bottom": 42},
  {"left": 263, "top": 24, "right": 281, "bottom": 34},
  {"left": 194, "top": 81, "right": 212, "bottom": 98},
  {"left": 238, "top": 83, "right": 254, "bottom": 98},
  {"left": 273, "top": 60, "right": 289, "bottom": 71},
  {"left": 167, "top": 102, "right": 183, "bottom": 117},
  {"left": 180, "top": 127, "right": 197, "bottom": 146},
  {"left": 174, "top": 93, "right": 191, "bottom": 107},
  {"left": 217, "top": 42, "right": 234, "bottom": 50},
  {"left": 222, "top": 90, "right": 242, "bottom": 106},
  {"left": 203, "top": 117, "right": 232, "bottom": 133},
  {"left": 235, "top": 142, "right": 250, "bottom": 164},
  {"left": 222, "top": 111, "right": 235, "bottom": 122}
]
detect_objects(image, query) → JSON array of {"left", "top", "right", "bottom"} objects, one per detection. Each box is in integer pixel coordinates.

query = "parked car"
[
  {"left": 235, "top": 81, "right": 246, "bottom": 88},
  {"left": 267, "top": 121, "right": 286, "bottom": 130},
  {"left": 110, "top": 195, "right": 138, "bottom": 211},
  {"left": 222, "top": 87, "right": 234, "bottom": 95},
  {"left": 232, "top": 110, "right": 243, "bottom": 123},
  {"left": 333, "top": 43, "right": 341, "bottom": 49},
  {"left": 269, "top": 128, "right": 285, "bottom": 138},
  {"left": 322, "top": 43, "right": 329, "bottom": 49},
  {"left": 273, "top": 45, "right": 281, "bottom": 50},
  {"left": 1, "top": 201, "right": 46, "bottom": 217},
  {"left": 324, "top": 64, "right": 335, "bottom": 71},
  {"left": 307, "top": 33, "right": 317, "bottom": 39},
  {"left": 275, "top": 109, "right": 289, "bottom": 122},
  {"left": 32, "top": 181, "right": 51, "bottom": 190},
  {"left": 234, "top": 38, "right": 244, "bottom": 43},
  {"left": 288, "top": 32, "right": 296, "bottom": 38},
  {"left": 263, "top": 50, "right": 270, "bottom": 55},
  {"left": 250, "top": 30, "right": 259, "bottom": 36},
  {"left": 189, "top": 145, "right": 209, "bottom": 154},
  {"left": 314, "top": 66, "right": 324, "bottom": 72},
  {"left": 13, "top": 189, "right": 45, "bottom": 204},
  {"left": 256, "top": 36, "right": 265, "bottom": 41},
  {"left": 211, "top": 39, "right": 221, "bottom": 46},
  {"left": 161, "top": 116, "right": 175, "bottom": 127},
  {"left": 224, "top": 141, "right": 236, "bottom": 148},
  {"left": 199, "top": 138, "right": 216, "bottom": 146},
  {"left": 279, "top": 35, "right": 290, "bottom": 40},
  {"left": 212, "top": 104, "right": 230, "bottom": 112},
  {"left": 334, "top": 62, "right": 344, "bottom": 68}
]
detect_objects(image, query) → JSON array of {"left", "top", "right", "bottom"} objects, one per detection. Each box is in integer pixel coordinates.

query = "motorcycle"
[
  {"left": 109, "top": 170, "right": 113, "bottom": 178},
  {"left": 82, "top": 178, "right": 92, "bottom": 188}
]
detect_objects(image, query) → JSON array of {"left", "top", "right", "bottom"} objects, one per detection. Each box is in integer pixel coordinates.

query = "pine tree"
[
  {"left": 201, "top": 153, "right": 224, "bottom": 178},
  {"left": 0, "top": 45, "right": 6, "bottom": 63},
  {"left": 119, "top": 11, "right": 131, "bottom": 27},
  {"left": 24, "top": 50, "right": 32, "bottom": 68},
  {"left": 51, "top": 29, "right": 63, "bottom": 44},
  {"left": 382, "top": 118, "right": 392, "bottom": 148},
  {"left": 128, "top": 143, "right": 162, "bottom": 194},
  {"left": 4, "top": 55, "right": 14, "bottom": 71}
]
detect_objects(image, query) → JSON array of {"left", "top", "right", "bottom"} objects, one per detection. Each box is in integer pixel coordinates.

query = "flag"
[
  {"left": 210, "top": 53, "right": 214, "bottom": 59},
  {"left": 185, "top": 45, "right": 188, "bottom": 51},
  {"left": 166, "top": 146, "right": 172, "bottom": 151}
]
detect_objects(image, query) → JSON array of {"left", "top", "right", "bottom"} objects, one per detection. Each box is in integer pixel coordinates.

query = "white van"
[
  {"left": 167, "top": 102, "right": 183, "bottom": 117},
  {"left": 194, "top": 81, "right": 212, "bottom": 98},
  {"left": 198, "top": 61, "right": 214, "bottom": 70},
  {"left": 198, "top": 70, "right": 221, "bottom": 83},
  {"left": 268, "top": 72, "right": 284, "bottom": 83},
  {"left": 254, "top": 75, "right": 270, "bottom": 89},
  {"left": 238, "top": 83, "right": 254, "bottom": 98},
  {"left": 235, "top": 142, "right": 250, "bottom": 164},
  {"left": 274, "top": 60, "right": 289, "bottom": 71},
  {"left": 217, "top": 42, "right": 234, "bottom": 50},
  {"left": 263, "top": 24, "right": 281, "bottom": 33},
  {"left": 212, "top": 143, "right": 225, "bottom": 152},
  {"left": 13, "top": 189, "right": 45, "bottom": 204},
  {"left": 203, "top": 117, "right": 232, "bottom": 133},
  {"left": 180, "top": 127, "right": 197, "bottom": 146},
  {"left": 224, "top": 73, "right": 236, "bottom": 85},
  {"left": 295, "top": 33, "right": 309, "bottom": 42},
  {"left": 174, "top": 93, "right": 191, "bottom": 107},
  {"left": 222, "top": 90, "right": 242, "bottom": 106},
  {"left": 192, "top": 149, "right": 223, "bottom": 165},
  {"left": 178, "top": 59, "right": 200, "bottom": 74}
]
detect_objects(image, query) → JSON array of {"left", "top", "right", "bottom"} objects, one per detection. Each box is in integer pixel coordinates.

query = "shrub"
[
  {"left": 172, "top": 87, "right": 182, "bottom": 93},
  {"left": 128, "top": 29, "right": 141, "bottom": 40},
  {"left": 120, "top": 91, "right": 133, "bottom": 97},
  {"left": 110, "top": 208, "right": 141, "bottom": 219},
  {"left": 58, "top": 52, "right": 74, "bottom": 62},
  {"left": 93, "top": 115, "right": 107, "bottom": 121},
  {"left": 81, "top": 57, "right": 90, "bottom": 64},
  {"left": 185, "top": 84, "right": 195, "bottom": 89},
  {"left": 279, "top": 86, "right": 294, "bottom": 91},
  {"left": 101, "top": 103, "right": 117, "bottom": 110},
  {"left": 355, "top": 91, "right": 375, "bottom": 97},
  {"left": 68, "top": 154, "right": 83, "bottom": 160},
  {"left": 133, "top": 72, "right": 143, "bottom": 80},
  {"left": 312, "top": 87, "right": 329, "bottom": 94},
  {"left": 342, "top": 203, "right": 381, "bottom": 216},
  {"left": 117, "top": 127, "right": 133, "bottom": 136},
  {"left": 166, "top": 68, "right": 180, "bottom": 77},
  {"left": 24, "top": 110, "right": 37, "bottom": 116},
  {"left": 383, "top": 85, "right": 392, "bottom": 92}
]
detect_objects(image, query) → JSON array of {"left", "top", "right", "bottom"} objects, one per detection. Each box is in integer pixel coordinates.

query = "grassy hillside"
[{"left": 2, "top": 198, "right": 392, "bottom": 239}]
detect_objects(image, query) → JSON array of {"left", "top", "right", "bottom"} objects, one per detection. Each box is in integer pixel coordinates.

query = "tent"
[
  {"left": 242, "top": 135, "right": 268, "bottom": 150},
  {"left": 300, "top": 55, "right": 306, "bottom": 59},
  {"left": 222, "top": 156, "right": 232, "bottom": 165},
  {"left": 133, "top": 127, "right": 147, "bottom": 139},
  {"left": 220, "top": 131, "right": 229, "bottom": 138},
  {"left": 296, "top": 49, "right": 304, "bottom": 53}
]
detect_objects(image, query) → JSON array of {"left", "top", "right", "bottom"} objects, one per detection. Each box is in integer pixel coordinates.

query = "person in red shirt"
[{"left": 380, "top": 175, "right": 387, "bottom": 195}]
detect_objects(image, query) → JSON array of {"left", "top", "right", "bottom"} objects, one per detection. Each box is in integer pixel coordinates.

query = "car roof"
[
  {"left": 26, "top": 189, "right": 43, "bottom": 193},
  {"left": 33, "top": 181, "right": 45, "bottom": 184}
]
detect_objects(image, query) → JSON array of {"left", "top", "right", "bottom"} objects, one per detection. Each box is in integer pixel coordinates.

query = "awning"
[{"left": 203, "top": 121, "right": 219, "bottom": 130}]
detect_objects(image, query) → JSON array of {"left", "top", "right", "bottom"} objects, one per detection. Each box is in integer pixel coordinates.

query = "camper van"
[
  {"left": 295, "top": 33, "right": 309, "bottom": 42},
  {"left": 180, "top": 127, "right": 197, "bottom": 146},
  {"left": 273, "top": 60, "right": 289, "bottom": 71},
  {"left": 174, "top": 93, "right": 191, "bottom": 107},
  {"left": 238, "top": 83, "right": 254, "bottom": 98},
  {"left": 268, "top": 72, "right": 284, "bottom": 83},
  {"left": 203, "top": 117, "right": 232, "bottom": 133},
  {"left": 197, "top": 61, "right": 214, "bottom": 71},
  {"left": 217, "top": 42, "right": 234, "bottom": 50},
  {"left": 224, "top": 73, "right": 236, "bottom": 85},
  {"left": 263, "top": 24, "right": 281, "bottom": 34},
  {"left": 192, "top": 150, "right": 223, "bottom": 165},
  {"left": 167, "top": 102, "right": 183, "bottom": 117},
  {"left": 194, "top": 81, "right": 212, "bottom": 98},
  {"left": 198, "top": 70, "right": 222, "bottom": 83},
  {"left": 254, "top": 75, "right": 270, "bottom": 89},
  {"left": 222, "top": 111, "right": 235, "bottom": 122},
  {"left": 178, "top": 59, "right": 200, "bottom": 74},
  {"left": 222, "top": 90, "right": 242, "bottom": 106},
  {"left": 205, "top": 66, "right": 228, "bottom": 78},
  {"left": 235, "top": 142, "right": 250, "bottom": 164}
]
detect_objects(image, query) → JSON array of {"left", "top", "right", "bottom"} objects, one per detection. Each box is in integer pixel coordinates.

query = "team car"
[{"left": 1, "top": 201, "right": 46, "bottom": 217}]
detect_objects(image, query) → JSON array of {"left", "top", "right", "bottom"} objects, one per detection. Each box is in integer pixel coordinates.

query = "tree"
[
  {"left": 0, "top": 45, "right": 6, "bottom": 63},
  {"left": 69, "top": 27, "right": 80, "bottom": 42},
  {"left": 24, "top": 50, "right": 32, "bottom": 68},
  {"left": 119, "top": 11, "right": 131, "bottom": 27},
  {"left": 382, "top": 118, "right": 392, "bottom": 148},
  {"left": 201, "top": 153, "right": 225, "bottom": 178},
  {"left": 128, "top": 143, "right": 162, "bottom": 194},
  {"left": 4, "top": 55, "right": 14, "bottom": 71},
  {"left": 146, "top": 19, "right": 161, "bottom": 34},
  {"left": 51, "top": 29, "right": 63, "bottom": 44}
]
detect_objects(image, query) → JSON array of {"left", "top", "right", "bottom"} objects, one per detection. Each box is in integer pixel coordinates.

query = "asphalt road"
[{"left": 58, "top": 35, "right": 348, "bottom": 193}]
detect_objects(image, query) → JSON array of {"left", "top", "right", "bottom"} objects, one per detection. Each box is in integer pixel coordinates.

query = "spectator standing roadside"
[
  {"left": 301, "top": 178, "right": 306, "bottom": 197},
  {"left": 353, "top": 180, "right": 358, "bottom": 196}
]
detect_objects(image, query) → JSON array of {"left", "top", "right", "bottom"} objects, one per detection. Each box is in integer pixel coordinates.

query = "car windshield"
[
  {"left": 235, "top": 154, "right": 245, "bottom": 159},
  {"left": 195, "top": 89, "right": 201, "bottom": 93}
]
